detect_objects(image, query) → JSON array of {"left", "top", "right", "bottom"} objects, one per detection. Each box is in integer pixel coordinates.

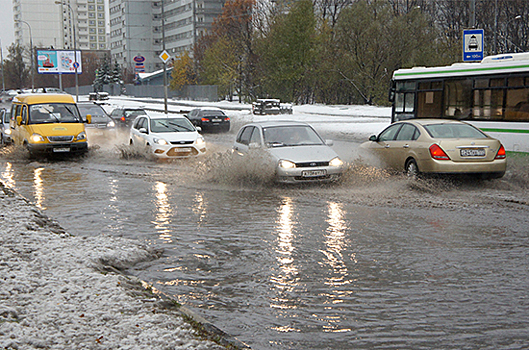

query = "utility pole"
[
  {"left": 1, "top": 38, "right": 5, "bottom": 93},
  {"left": 162, "top": 0, "right": 168, "bottom": 113}
]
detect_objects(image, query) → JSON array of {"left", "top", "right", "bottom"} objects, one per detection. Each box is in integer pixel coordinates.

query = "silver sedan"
[{"left": 233, "top": 121, "right": 345, "bottom": 183}]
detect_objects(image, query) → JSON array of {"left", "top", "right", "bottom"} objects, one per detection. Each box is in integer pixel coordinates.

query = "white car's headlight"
[
  {"left": 196, "top": 136, "right": 205, "bottom": 146},
  {"left": 153, "top": 137, "right": 168, "bottom": 145},
  {"left": 76, "top": 131, "right": 87, "bottom": 141},
  {"left": 329, "top": 157, "right": 343, "bottom": 167},
  {"left": 5, "top": 129, "right": 12, "bottom": 135},
  {"left": 279, "top": 160, "right": 296, "bottom": 169},
  {"left": 30, "top": 133, "right": 45, "bottom": 143}
]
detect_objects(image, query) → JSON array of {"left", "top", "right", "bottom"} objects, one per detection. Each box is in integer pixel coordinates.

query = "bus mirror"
[
  {"left": 16, "top": 115, "right": 22, "bottom": 126},
  {"left": 388, "top": 88, "right": 395, "bottom": 102}
]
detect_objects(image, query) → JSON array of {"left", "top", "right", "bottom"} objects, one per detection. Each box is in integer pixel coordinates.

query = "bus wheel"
[{"left": 405, "top": 159, "right": 419, "bottom": 178}]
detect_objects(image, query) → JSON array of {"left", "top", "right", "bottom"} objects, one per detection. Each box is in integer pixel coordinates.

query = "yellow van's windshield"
[{"left": 29, "top": 103, "right": 82, "bottom": 124}]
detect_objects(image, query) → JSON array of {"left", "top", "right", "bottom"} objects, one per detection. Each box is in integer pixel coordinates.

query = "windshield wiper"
[{"left": 168, "top": 121, "right": 193, "bottom": 131}]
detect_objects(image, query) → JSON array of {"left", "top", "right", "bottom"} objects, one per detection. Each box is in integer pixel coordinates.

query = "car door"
[
  {"left": 131, "top": 116, "right": 149, "bottom": 146},
  {"left": 391, "top": 123, "right": 421, "bottom": 170},
  {"left": 368, "top": 123, "right": 402, "bottom": 168},
  {"left": 233, "top": 126, "right": 256, "bottom": 155}
]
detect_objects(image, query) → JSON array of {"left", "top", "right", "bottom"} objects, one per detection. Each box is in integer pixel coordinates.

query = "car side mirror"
[
  {"left": 195, "top": 126, "right": 202, "bottom": 132},
  {"left": 369, "top": 135, "right": 378, "bottom": 141},
  {"left": 139, "top": 127, "right": 148, "bottom": 134},
  {"left": 249, "top": 142, "right": 261, "bottom": 149},
  {"left": 16, "top": 115, "right": 22, "bottom": 126},
  {"left": 85, "top": 114, "right": 92, "bottom": 124},
  {"left": 325, "top": 139, "right": 334, "bottom": 146}
]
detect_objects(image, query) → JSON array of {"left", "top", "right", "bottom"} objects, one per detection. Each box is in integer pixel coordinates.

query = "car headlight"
[
  {"left": 153, "top": 137, "right": 168, "bottom": 145},
  {"left": 5, "top": 129, "right": 11, "bottom": 135},
  {"left": 279, "top": 159, "right": 296, "bottom": 169},
  {"left": 30, "top": 133, "right": 45, "bottom": 143},
  {"left": 76, "top": 131, "right": 87, "bottom": 141},
  {"left": 107, "top": 120, "right": 116, "bottom": 128},
  {"left": 329, "top": 157, "right": 343, "bottom": 167},
  {"left": 196, "top": 136, "right": 205, "bottom": 146}
]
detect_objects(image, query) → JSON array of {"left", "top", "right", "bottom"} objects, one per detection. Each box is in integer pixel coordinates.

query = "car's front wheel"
[{"left": 405, "top": 159, "right": 419, "bottom": 178}]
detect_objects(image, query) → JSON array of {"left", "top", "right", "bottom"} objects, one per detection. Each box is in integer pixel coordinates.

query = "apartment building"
[
  {"left": 109, "top": 0, "right": 226, "bottom": 74},
  {"left": 13, "top": 0, "right": 108, "bottom": 51}
]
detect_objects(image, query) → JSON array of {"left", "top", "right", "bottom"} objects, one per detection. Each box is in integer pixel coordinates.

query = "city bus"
[{"left": 389, "top": 52, "right": 529, "bottom": 152}]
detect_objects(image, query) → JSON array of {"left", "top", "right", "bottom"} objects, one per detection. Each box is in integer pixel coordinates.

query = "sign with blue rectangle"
[{"left": 463, "top": 29, "right": 484, "bottom": 62}]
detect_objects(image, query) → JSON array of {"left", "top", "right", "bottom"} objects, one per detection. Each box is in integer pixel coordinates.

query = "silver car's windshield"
[
  {"left": 263, "top": 125, "right": 324, "bottom": 147},
  {"left": 424, "top": 123, "right": 488, "bottom": 139},
  {"left": 150, "top": 118, "right": 195, "bottom": 133}
]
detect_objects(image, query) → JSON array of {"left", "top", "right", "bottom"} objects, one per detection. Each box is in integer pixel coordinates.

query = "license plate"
[
  {"left": 212, "top": 118, "right": 221, "bottom": 122},
  {"left": 301, "top": 169, "right": 326, "bottom": 177},
  {"left": 53, "top": 147, "right": 70, "bottom": 153},
  {"left": 174, "top": 147, "right": 192, "bottom": 153},
  {"left": 460, "top": 148, "right": 485, "bottom": 157}
]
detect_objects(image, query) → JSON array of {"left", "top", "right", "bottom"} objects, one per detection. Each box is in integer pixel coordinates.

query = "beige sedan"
[{"left": 360, "top": 119, "right": 506, "bottom": 179}]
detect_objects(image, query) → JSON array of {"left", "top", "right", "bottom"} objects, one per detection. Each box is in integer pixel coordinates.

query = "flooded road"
[{"left": 1, "top": 122, "right": 529, "bottom": 349}]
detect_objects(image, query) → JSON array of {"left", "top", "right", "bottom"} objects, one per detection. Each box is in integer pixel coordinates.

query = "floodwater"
[{"left": 1, "top": 132, "right": 529, "bottom": 350}]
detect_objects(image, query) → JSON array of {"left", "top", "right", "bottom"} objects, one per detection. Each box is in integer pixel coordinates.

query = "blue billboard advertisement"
[{"left": 37, "top": 50, "right": 82, "bottom": 74}]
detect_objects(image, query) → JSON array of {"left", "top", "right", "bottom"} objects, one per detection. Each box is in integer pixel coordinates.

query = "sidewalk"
[{"left": 0, "top": 181, "right": 249, "bottom": 349}]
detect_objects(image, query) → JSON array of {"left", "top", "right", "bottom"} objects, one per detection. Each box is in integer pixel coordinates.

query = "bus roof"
[
  {"left": 393, "top": 52, "right": 529, "bottom": 81},
  {"left": 13, "top": 93, "right": 76, "bottom": 105}
]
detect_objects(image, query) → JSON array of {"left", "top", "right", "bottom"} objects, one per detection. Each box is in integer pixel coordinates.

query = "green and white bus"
[{"left": 390, "top": 52, "right": 529, "bottom": 152}]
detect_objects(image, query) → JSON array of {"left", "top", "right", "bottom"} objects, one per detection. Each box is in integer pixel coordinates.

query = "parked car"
[
  {"left": 77, "top": 102, "right": 117, "bottom": 145},
  {"left": 0, "top": 108, "right": 12, "bottom": 145},
  {"left": 129, "top": 111, "right": 206, "bottom": 159},
  {"left": 232, "top": 121, "right": 344, "bottom": 183},
  {"left": 109, "top": 107, "right": 147, "bottom": 128},
  {"left": 252, "top": 99, "right": 281, "bottom": 115},
  {"left": 360, "top": 119, "right": 506, "bottom": 179},
  {"left": 186, "top": 107, "right": 230, "bottom": 132}
]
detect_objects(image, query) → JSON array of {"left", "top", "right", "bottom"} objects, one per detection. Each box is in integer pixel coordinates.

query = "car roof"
[
  {"left": 145, "top": 111, "right": 188, "bottom": 119},
  {"left": 12, "top": 93, "right": 75, "bottom": 105},
  {"left": 245, "top": 121, "right": 310, "bottom": 128},
  {"left": 398, "top": 119, "right": 470, "bottom": 126},
  {"left": 193, "top": 107, "right": 222, "bottom": 111}
]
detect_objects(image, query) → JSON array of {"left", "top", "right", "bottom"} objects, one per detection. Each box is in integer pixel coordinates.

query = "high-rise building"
[
  {"left": 109, "top": 0, "right": 226, "bottom": 75},
  {"left": 13, "top": 0, "right": 108, "bottom": 51}
]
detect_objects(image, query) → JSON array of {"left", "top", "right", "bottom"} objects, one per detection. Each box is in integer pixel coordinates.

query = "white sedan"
[
  {"left": 232, "top": 121, "right": 345, "bottom": 183},
  {"left": 129, "top": 111, "right": 206, "bottom": 158}
]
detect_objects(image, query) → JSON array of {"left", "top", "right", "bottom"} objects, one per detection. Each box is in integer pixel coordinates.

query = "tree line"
[{"left": 2, "top": 0, "right": 528, "bottom": 106}]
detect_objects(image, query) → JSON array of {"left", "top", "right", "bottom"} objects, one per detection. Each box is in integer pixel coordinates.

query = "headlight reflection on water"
[{"left": 153, "top": 181, "right": 173, "bottom": 242}]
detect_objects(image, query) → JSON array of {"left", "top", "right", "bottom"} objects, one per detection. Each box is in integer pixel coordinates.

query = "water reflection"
[
  {"left": 320, "top": 201, "right": 353, "bottom": 333},
  {"left": 153, "top": 181, "right": 173, "bottom": 242},
  {"left": 193, "top": 192, "right": 207, "bottom": 225},
  {"left": 1, "top": 162, "right": 15, "bottom": 189},
  {"left": 33, "top": 167, "right": 45, "bottom": 209}
]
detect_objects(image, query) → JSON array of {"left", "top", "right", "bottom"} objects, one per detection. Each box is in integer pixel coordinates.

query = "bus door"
[{"left": 392, "top": 81, "right": 416, "bottom": 122}]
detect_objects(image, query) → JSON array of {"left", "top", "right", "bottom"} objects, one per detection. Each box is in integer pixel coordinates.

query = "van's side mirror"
[
  {"left": 369, "top": 135, "right": 378, "bottom": 142},
  {"left": 16, "top": 115, "right": 22, "bottom": 126},
  {"left": 86, "top": 114, "right": 92, "bottom": 124}
]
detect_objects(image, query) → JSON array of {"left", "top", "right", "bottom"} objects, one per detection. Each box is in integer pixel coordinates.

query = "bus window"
[
  {"left": 445, "top": 79, "right": 472, "bottom": 119},
  {"left": 404, "top": 93, "right": 414, "bottom": 112},
  {"left": 474, "top": 89, "right": 503, "bottom": 120},
  {"left": 505, "top": 87, "right": 529, "bottom": 121},
  {"left": 417, "top": 90, "right": 442, "bottom": 118}
]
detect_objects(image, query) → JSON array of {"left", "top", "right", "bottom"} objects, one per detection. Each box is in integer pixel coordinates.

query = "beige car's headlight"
[
  {"left": 30, "top": 133, "right": 45, "bottom": 143},
  {"left": 279, "top": 160, "right": 296, "bottom": 169},
  {"left": 329, "top": 157, "right": 343, "bottom": 167}
]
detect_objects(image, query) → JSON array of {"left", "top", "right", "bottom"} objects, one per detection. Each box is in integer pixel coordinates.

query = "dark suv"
[
  {"left": 186, "top": 108, "right": 230, "bottom": 132},
  {"left": 109, "top": 107, "right": 147, "bottom": 128}
]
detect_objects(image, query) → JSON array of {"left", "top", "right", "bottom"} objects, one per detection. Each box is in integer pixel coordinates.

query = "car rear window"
[{"left": 424, "top": 123, "right": 487, "bottom": 139}]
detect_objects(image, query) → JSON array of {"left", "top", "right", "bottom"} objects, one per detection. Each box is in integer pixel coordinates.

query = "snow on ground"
[
  {"left": 0, "top": 182, "right": 235, "bottom": 349},
  {"left": 1, "top": 96, "right": 390, "bottom": 349}
]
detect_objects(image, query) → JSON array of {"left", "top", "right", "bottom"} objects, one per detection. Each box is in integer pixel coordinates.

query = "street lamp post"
[
  {"left": 503, "top": 15, "right": 522, "bottom": 54},
  {"left": 15, "top": 20, "right": 35, "bottom": 92},
  {"left": 55, "top": 1, "right": 79, "bottom": 102}
]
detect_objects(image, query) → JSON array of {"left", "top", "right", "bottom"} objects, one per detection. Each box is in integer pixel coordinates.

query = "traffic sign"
[
  {"left": 159, "top": 50, "right": 171, "bottom": 64},
  {"left": 463, "top": 29, "right": 484, "bottom": 62}
]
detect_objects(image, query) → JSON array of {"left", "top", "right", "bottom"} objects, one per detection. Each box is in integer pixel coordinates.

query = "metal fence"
[{"left": 65, "top": 84, "right": 218, "bottom": 102}]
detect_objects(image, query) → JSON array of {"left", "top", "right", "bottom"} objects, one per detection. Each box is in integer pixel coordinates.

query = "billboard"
[{"left": 37, "top": 50, "right": 82, "bottom": 74}]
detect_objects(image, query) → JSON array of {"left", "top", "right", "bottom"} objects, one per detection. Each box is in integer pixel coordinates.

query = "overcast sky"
[{"left": 1, "top": 0, "right": 15, "bottom": 54}]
